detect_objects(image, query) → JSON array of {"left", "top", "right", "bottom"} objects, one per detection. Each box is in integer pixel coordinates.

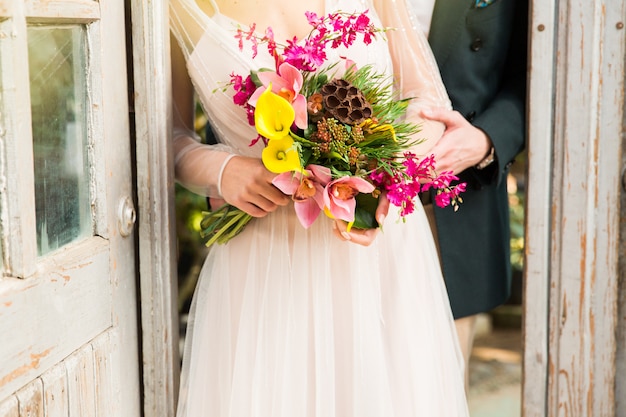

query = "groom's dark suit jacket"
[{"left": 427, "top": 0, "right": 528, "bottom": 318}]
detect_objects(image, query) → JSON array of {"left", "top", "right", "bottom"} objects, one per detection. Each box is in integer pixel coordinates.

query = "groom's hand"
[{"left": 420, "top": 108, "right": 492, "bottom": 175}]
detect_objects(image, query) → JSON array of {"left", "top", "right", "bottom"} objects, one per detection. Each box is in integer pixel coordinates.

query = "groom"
[{"left": 415, "top": 0, "right": 528, "bottom": 381}]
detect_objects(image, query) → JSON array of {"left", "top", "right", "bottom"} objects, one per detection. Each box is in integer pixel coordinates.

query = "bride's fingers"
[
  {"left": 220, "top": 156, "right": 291, "bottom": 215},
  {"left": 375, "top": 193, "right": 390, "bottom": 226},
  {"left": 332, "top": 221, "right": 351, "bottom": 241},
  {"left": 225, "top": 191, "right": 284, "bottom": 217},
  {"left": 237, "top": 187, "right": 292, "bottom": 217},
  {"left": 208, "top": 197, "right": 226, "bottom": 211},
  {"left": 332, "top": 220, "right": 380, "bottom": 246},
  {"left": 347, "top": 227, "right": 380, "bottom": 246},
  {"left": 238, "top": 201, "right": 273, "bottom": 218}
]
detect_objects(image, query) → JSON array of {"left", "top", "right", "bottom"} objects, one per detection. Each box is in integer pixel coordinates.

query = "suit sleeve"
[{"left": 471, "top": 0, "right": 528, "bottom": 186}]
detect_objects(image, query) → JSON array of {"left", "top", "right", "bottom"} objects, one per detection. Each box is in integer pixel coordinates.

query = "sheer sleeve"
[
  {"left": 373, "top": 0, "right": 451, "bottom": 156},
  {"left": 170, "top": 0, "right": 236, "bottom": 197},
  {"left": 171, "top": 126, "right": 235, "bottom": 197}
]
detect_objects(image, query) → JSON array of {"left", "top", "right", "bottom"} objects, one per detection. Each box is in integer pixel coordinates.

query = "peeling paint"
[{"left": 0, "top": 347, "right": 54, "bottom": 388}]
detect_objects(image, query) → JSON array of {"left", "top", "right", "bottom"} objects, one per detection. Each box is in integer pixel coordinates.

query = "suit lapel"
[{"left": 428, "top": 0, "right": 473, "bottom": 67}]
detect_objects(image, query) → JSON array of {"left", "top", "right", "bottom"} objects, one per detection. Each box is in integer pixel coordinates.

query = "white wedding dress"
[{"left": 170, "top": 0, "right": 470, "bottom": 416}]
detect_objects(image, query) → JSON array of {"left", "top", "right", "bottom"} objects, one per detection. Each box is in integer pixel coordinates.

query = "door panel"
[
  {"left": 0, "top": 240, "right": 111, "bottom": 396},
  {"left": 0, "top": 0, "right": 140, "bottom": 415}
]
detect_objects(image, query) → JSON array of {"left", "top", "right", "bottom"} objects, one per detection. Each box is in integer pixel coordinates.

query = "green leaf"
[{"left": 352, "top": 193, "right": 380, "bottom": 230}]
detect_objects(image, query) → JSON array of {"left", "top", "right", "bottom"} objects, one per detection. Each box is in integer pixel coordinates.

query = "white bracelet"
[{"left": 217, "top": 154, "right": 237, "bottom": 198}]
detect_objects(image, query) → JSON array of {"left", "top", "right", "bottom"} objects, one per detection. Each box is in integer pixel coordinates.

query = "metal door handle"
[{"left": 118, "top": 196, "right": 136, "bottom": 237}]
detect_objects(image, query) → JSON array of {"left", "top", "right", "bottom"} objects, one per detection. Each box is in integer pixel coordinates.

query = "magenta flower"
[
  {"left": 434, "top": 182, "right": 467, "bottom": 209},
  {"left": 368, "top": 152, "right": 467, "bottom": 217},
  {"left": 272, "top": 165, "right": 331, "bottom": 228},
  {"left": 305, "top": 11, "right": 324, "bottom": 27},
  {"left": 235, "top": 10, "right": 381, "bottom": 73},
  {"left": 323, "top": 176, "right": 375, "bottom": 223},
  {"left": 283, "top": 40, "right": 327, "bottom": 72},
  {"left": 248, "top": 62, "right": 308, "bottom": 129},
  {"left": 230, "top": 72, "right": 258, "bottom": 127}
]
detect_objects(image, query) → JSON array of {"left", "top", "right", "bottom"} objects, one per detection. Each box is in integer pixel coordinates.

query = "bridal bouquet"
[{"left": 201, "top": 10, "right": 465, "bottom": 247}]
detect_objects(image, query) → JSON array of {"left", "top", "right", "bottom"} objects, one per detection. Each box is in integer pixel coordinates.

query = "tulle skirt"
[{"left": 176, "top": 203, "right": 469, "bottom": 417}]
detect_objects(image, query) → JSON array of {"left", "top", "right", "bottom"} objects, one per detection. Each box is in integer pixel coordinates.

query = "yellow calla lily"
[
  {"left": 262, "top": 136, "right": 303, "bottom": 174},
  {"left": 254, "top": 83, "right": 296, "bottom": 140}
]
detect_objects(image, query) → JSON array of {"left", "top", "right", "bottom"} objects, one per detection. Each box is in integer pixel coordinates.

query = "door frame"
[{"left": 128, "top": 1, "right": 180, "bottom": 416}]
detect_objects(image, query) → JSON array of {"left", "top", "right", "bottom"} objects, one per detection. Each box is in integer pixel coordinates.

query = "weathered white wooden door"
[
  {"left": 523, "top": 0, "right": 626, "bottom": 415},
  {"left": 0, "top": 0, "right": 141, "bottom": 415}
]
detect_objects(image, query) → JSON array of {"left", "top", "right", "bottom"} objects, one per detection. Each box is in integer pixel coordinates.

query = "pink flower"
[
  {"left": 323, "top": 176, "right": 375, "bottom": 223},
  {"left": 235, "top": 24, "right": 259, "bottom": 57},
  {"left": 272, "top": 165, "right": 331, "bottom": 228},
  {"left": 248, "top": 62, "right": 308, "bottom": 130},
  {"left": 305, "top": 11, "right": 324, "bottom": 27}
]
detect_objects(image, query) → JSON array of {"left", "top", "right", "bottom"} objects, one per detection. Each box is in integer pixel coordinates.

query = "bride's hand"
[
  {"left": 332, "top": 193, "right": 389, "bottom": 247},
  {"left": 220, "top": 156, "right": 290, "bottom": 217},
  {"left": 208, "top": 197, "right": 226, "bottom": 211}
]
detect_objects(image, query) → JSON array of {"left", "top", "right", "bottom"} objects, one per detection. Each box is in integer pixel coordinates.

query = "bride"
[{"left": 170, "top": 0, "right": 470, "bottom": 415}]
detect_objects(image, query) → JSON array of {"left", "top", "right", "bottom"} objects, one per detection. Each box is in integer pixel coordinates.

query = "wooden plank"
[
  {"left": 522, "top": 0, "right": 556, "bottom": 416},
  {"left": 65, "top": 345, "right": 96, "bottom": 417},
  {"left": 96, "top": 0, "right": 141, "bottom": 414},
  {"left": 591, "top": 3, "right": 625, "bottom": 416},
  {"left": 129, "top": 0, "right": 180, "bottom": 415},
  {"left": 0, "top": 238, "right": 111, "bottom": 399},
  {"left": 543, "top": 0, "right": 624, "bottom": 415},
  {"left": 613, "top": 7, "right": 626, "bottom": 417},
  {"left": 40, "top": 363, "right": 69, "bottom": 417},
  {"left": 618, "top": 191, "right": 626, "bottom": 417},
  {"left": 0, "top": 396, "right": 19, "bottom": 417},
  {"left": 85, "top": 17, "right": 108, "bottom": 237},
  {"left": 24, "top": 0, "right": 99, "bottom": 22},
  {"left": 616, "top": 54, "right": 626, "bottom": 417},
  {"left": 91, "top": 331, "right": 114, "bottom": 417},
  {"left": 0, "top": 0, "right": 38, "bottom": 278},
  {"left": 15, "top": 379, "right": 43, "bottom": 417}
]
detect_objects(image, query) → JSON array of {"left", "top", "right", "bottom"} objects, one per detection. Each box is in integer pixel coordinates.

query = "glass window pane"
[{"left": 28, "top": 25, "right": 92, "bottom": 256}]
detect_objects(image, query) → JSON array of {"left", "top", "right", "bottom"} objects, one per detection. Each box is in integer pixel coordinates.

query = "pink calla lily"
[
  {"left": 249, "top": 62, "right": 308, "bottom": 130},
  {"left": 323, "top": 176, "right": 375, "bottom": 223},
  {"left": 272, "top": 165, "right": 331, "bottom": 228}
]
